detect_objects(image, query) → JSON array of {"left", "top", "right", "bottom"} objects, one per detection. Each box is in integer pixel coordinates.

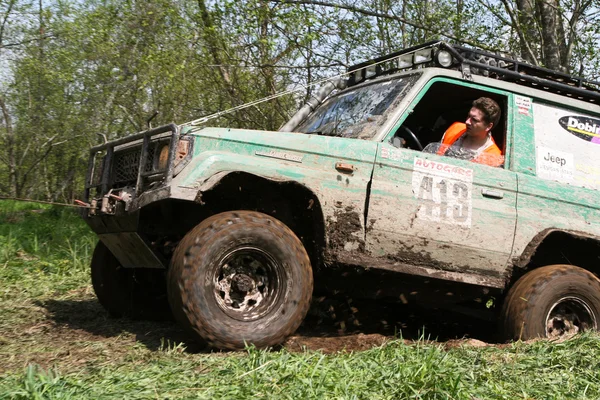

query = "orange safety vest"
[{"left": 437, "top": 122, "right": 503, "bottom": 167}]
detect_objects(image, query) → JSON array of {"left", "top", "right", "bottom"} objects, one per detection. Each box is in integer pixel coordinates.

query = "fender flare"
[{"left": 515, "top": 228, "right": 600, "bottom": 269}]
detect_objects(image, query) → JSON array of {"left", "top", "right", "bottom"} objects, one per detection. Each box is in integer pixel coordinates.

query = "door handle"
[
  {"left": 335, "top": 162, "right": 355, "bottom": 173},
  {"left": 481, "top": 189, "right": 504, "bottom": 199}
]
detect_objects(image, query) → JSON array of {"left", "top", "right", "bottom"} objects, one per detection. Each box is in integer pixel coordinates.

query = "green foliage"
[
  {"left": 0, "top": 0, "right": 599, "bottom": 199},
  {"left": 6, "top": 365, "right": 74, "bottom": 400}
]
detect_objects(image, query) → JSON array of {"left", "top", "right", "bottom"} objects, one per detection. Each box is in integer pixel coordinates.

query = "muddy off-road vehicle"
[{"left": 83, "top": 41, "right": 600, "bottom": 349}]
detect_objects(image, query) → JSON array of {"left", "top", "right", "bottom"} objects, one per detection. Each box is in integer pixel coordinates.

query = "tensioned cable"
[
  {"left": 183, "top": 70, "right": 351, "bottom": 127},
  {"left": 184, "top": 49, "right": 416, "bottom": 127},
  {"left": 2, "top": 72, "right": 351, "bottom": 207},
  {"left": 0, "top": 195, "right": 91, "bottom": 208}
]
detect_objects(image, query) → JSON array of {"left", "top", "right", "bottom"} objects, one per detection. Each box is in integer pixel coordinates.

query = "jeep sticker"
[
  {"left": 536, "top": 145, "right": 574, "bottom": 183},
  {"left": 411, "top": 157, "right": 473, "bottom": 227},
  {"left": 559, "top": 116, "right": 600, "bottom": 143}
]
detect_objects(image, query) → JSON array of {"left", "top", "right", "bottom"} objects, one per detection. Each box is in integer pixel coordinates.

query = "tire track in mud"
[
  {"left": 7, "top": 292, "right": 498, "bottom": 359},
  {"left": 286, "top": 294, "right": 498, "bottom": 353}
]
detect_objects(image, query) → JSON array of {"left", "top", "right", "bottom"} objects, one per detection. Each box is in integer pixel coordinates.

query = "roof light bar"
[{"left": 345, "top": 40, "right": 600, "bottom": 103}]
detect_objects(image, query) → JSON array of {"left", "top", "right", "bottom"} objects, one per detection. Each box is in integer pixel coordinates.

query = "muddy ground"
[{"left": 1, "top": 285, "right": 500, "bottom": 374}]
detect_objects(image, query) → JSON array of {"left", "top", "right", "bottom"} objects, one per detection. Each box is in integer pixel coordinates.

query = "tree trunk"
[
  {"left": 0, "top": 95, "right": 16, "bottom": 196},
  {"left": 515, "top": 0, "right": 537, "bottom": 64},
  {"left": 196, "top": 0, "right": 237, "bottom": 100},
  {"left": 536, "top": 0, "right": 565, "bottom": 71}
]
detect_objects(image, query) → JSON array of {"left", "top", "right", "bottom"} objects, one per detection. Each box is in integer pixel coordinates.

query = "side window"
[{"left": 391, "top": 81, "right": 507, "bottom": 168}]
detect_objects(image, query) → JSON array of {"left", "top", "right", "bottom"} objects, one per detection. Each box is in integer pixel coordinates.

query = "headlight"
[
  {"left": 414, "top": 48, "right": 433, "bottom": 64},
  {"left": 397, "top": 54, "right": 413, "bottom": 69},
  {"left": 158, "top": 144, "right": 170, "bottom": 171}
]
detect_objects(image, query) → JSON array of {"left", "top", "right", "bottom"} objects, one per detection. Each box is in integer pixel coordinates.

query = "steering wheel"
[{"left": 399, "top": 125, "right": 424, "bottom": 151}]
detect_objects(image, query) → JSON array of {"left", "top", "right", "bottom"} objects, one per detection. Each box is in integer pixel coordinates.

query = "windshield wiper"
[{"left": 303, "top": 130, "right": 347, "bottom": 138}]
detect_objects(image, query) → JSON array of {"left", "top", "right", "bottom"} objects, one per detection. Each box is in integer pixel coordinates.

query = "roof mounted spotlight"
[
  {"left": 414, "top": 48, "right": 433, "bottom": 64},
  {"left": 345, "top": 40, "right": 600, "bottom": 103},
  {"left": 435, "top": 49, "right": 453, "bottom": 67},
  {"left": 351, "top": 70, "right": 364, "bottom": 85},
  {"left": 365, "top": 65, "right": 377, "bottom": 79},
  {"left": 397, "top": 54, "right": 413, "bottom": 69}
]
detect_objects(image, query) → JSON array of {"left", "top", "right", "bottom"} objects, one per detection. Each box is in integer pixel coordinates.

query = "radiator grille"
[
  {"left": 112, "top": 140, "right": 168, "bottom": 186},
  {"left": 113, "top": 147, "right": 142, "bottom": 185}
]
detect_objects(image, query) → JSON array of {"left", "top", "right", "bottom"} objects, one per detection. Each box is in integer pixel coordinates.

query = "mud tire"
[
  {"left": 168, "top": 211, "right": 313, "bottom": 350},
  {"left": 91, "top": 241, "right": 171, "bottom": 320},
  {"left": 501, "top": 264, "right": 600, "bottom": 341}
]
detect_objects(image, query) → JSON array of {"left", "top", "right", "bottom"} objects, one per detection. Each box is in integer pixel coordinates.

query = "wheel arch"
[
  {"left": 510, "top": 229, "right": 600, "bottom": 285},
  {"left": 201, "top": 171, "right": 326, "bottom": 270},
  {"left": 147, "top": 171, "right": 326, "bottom": 271}
]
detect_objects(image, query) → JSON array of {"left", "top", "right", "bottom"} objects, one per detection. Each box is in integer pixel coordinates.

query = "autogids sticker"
[{"left": 559, "top": 116, "right": 600, "bottom": 144}]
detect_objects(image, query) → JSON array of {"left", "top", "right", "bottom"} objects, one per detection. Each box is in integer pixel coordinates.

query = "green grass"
[
  {"left": 1, "top": 199, "right": 600, "bottom": 399},
  {"left": 3, "top": 335, "right": 600, "bottom": 399},
  {"left": 0, "top": 201, "right": 95, "bottom": 303}
]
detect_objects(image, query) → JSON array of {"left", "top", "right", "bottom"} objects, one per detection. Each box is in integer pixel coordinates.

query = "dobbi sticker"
[{"left": 559, "top": 116, "right": 600, "bottom": 144}]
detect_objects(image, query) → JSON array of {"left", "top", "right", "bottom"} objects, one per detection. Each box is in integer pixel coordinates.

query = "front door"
[{"left": 365, "top": 82, "right": 517, "bottom": 278}]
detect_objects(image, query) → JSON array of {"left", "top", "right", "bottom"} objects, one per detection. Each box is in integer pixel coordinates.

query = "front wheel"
[
  {"left": 501, "top": 265, "right": 600, "bottom": 340},
  {"left": 168, "top": 211, "right": 313, "bottom": 350}
]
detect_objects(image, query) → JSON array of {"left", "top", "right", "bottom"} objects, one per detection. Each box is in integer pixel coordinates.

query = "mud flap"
[{"left": 99, "top": 232, "right": 165, "bottom": 269}]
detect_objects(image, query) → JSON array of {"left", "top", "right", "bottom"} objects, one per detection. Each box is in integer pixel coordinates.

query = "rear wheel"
[
  {"left": 501, "top": 265, "right": 600, "bottom": 340},
  {"left": 168, "top": 211, "right": 313, "bottom": 350},
  {"left": 91, "top": 241, "right": 171, "bottom": 320}
]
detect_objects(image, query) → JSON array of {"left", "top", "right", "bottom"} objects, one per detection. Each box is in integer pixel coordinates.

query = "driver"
[{"left": 438, "top": 97, "right": 503, "bottom": 167}]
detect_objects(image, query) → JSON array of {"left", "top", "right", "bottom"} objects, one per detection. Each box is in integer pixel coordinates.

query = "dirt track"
[{"left": 2, "top": 287, "right": 498, "bottom": 374}]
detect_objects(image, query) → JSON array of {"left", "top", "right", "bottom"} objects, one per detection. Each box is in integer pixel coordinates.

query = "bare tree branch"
[
  {"left": 0, "top": 0, "right": 17, "bottom": 47},
  {"left": 271, "top": 0, "right": 498, "bottom": 50},
  {"left": 0, "top": 33, "right": 56, "bottom": 49},
  {"left": 19, "top": 144, "right": 53, "bottom": 190}
]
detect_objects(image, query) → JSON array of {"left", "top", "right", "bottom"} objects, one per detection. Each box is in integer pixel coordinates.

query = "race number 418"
[{"left": 412, "top": 158, "right": 473, "bottom": 227}]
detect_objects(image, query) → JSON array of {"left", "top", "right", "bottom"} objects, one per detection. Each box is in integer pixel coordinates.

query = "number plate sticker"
[{"left": 412, "top": 157, "right": 473, "bottom": 227}]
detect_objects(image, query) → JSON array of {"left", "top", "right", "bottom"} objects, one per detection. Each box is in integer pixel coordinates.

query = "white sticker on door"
[
  {"left": 515, "top": 95, "right": 532, "bottom": 116},
  {"left": 536, "top": 146, "right": 574, "bottom": 183},
  {"left": 412, "top": 157, "right": 473, "bottom": 227}
]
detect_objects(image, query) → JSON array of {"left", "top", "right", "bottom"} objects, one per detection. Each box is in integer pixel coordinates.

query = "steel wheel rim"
[
  {"left": 213, "top": 246, "right": 285, "bottom": 321},
  {"left": 545, "top": 296, "right": 597, "bottom": 338}
]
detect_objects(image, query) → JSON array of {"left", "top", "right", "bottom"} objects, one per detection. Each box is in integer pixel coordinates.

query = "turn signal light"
[{"left": 157, "top": 139, "right": 190, "bottom": 171}]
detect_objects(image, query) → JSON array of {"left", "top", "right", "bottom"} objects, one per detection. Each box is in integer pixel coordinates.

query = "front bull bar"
[{"left": 84, "top": 123, "right": 180, "bottom": 204}]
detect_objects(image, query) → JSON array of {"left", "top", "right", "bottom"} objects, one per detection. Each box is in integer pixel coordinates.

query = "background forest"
[{"left": 1, "top": 0, "right": 599, "bottom": 202}]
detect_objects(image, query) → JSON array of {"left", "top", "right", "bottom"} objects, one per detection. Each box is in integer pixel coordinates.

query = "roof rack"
[{"left": 347, "top": 41, "right": 600, "bottom": 104}]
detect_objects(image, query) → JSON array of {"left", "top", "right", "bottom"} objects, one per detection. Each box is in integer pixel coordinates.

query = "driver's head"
[{"left": 465, "top": 97, "right": 501, "bottom": 139}]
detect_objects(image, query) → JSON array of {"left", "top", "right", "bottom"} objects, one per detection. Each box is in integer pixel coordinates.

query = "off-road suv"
[{"left": 83, "top": 41, "right": 600, "bottom": 349}]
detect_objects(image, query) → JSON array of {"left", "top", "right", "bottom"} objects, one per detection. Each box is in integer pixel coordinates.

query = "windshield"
[{"left": 295, "top": 74, "right": 420, "bottom": 139}]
